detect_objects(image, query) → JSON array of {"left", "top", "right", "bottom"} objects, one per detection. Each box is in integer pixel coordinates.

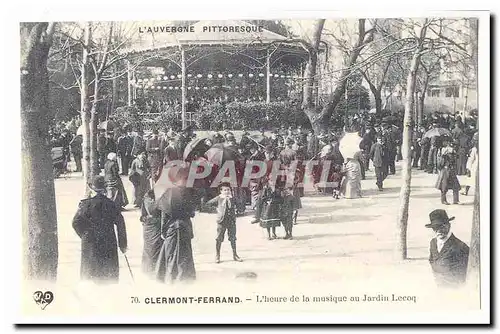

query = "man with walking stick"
[{"left": 72, "top": 175, "right": 128, "bottom": 284}]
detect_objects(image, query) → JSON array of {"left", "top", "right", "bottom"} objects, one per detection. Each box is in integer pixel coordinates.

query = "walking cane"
[{"left": 123, "top": 253, "right": 135, "bottom": 283}]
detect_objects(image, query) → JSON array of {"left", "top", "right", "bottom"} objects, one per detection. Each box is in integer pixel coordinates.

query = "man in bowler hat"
[{"left": 426, "top": 209, "right": 469, "bottom": 288}]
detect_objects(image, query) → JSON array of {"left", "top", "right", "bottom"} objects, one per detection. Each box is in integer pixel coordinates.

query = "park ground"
[{"left": 22, "top": 161, "right": 481, "bottom": 319}]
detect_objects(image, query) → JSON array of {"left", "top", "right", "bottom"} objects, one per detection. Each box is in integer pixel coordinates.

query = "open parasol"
[
  {"left": 338, "top": 132, "right": 362, "bottom": 159},
  {"left": 248, "top": 133, "right": 266, "bottom": 147},
  {"left": 205, "top": 145, "right": 243, "bottom": 167},
  {"left": 382, "top": 115, "right": 398, "bottom": 124},
  {"left": 423, "top": 127, "right": 451, "bottom": 139},
  {"left": 76, "top": 125, "right": 85, "bottom": 136},
  {"left": 153, "top": 163, "right": 192, "bottom": 212},
  {"left": 183, "top": 137, "right": 210, "bottom": 161}
]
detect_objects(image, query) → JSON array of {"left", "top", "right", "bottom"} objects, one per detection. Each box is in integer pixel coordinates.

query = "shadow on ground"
[
  {"left": 244, "top": 246, "right": 428, "bottom": 263},
  {"left": 291, "top": 231, "right": 373, "bottom": 241},
  {"left": 362, "top": 187, "right": 401, "bottom": 197},
  {"left": 304, "top": 214, "right": 382, "bottom": 225}
]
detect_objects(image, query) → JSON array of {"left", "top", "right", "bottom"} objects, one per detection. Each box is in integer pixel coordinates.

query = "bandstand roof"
[{"left": 124, "top": 20, "right": 295, "bottom": 55}]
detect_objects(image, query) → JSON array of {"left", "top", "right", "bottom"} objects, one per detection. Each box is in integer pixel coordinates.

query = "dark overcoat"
[
  {"left": 429, "top": 234, "right": 469, "bottom": 287},
  {"left": 435, "top": 153, "right": 461, "bottom": 192},
  {"left": 155, "top": 187, "right": 197, "bottom": 283},
  {"left": 141, "top": 196, "right": 163, "bottom": 276},
  {"left": 72, "top": 193, "right": 128, "bottom": 283}
]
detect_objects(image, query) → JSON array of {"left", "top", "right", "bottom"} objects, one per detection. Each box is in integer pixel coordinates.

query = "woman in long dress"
[
  {"left": 155, "top": 186, "right": 197, "bottom": 284},
  {"left": 461, "top": 136, "right": 478, "bottom": 196},
  {"left": 340, "top": 157, "right": 362, "bottom": 199},
  {"left": 129, "top": 150, "right": 151, "bottom": 208},
  {"left": 435, "top": 138, "right": 461, "bottom": 205},
  {"left": 141, "top": 190, "right": 163, "bottom": 277},
  {"left": 259, "top": 182, "right": 282, "bottom": 240},
  {"left": 104, "top": 152, "right": 129, "bottom": 209}
]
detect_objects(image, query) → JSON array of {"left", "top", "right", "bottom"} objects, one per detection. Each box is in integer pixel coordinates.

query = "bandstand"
[{"left": 122, "top": 20, "right": 309, "bottom": 128}]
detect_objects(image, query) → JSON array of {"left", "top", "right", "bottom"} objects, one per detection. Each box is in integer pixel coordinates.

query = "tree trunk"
[
  {"left": 374, "top": 91, "right": 383, "bottom": 115},
  {"left": 111, "top": 63, "right": 118, "bottom": 113},
  {"left": 467, "top": 17, "right": 480, "bottom": 287},
  {"left": 81, "top": 22, "right": 92, "bottom": 197},
  {"left": 301, "top": 20, "right": 325, "bottom": 111},
  {"left": 20, "top": 22, "right": 58, "bottom": 280},
  {"left": 396, "top": 50, "right": 421, "bottom": 260},
  {"left": 303, "top": 19, "right": 374, "bottom": 132},
  {"left": 418, "top": 94, "right": 425, "bottom": 126},
  {"left": 90, "top": 78, "right": 100, "bottom": 178}
]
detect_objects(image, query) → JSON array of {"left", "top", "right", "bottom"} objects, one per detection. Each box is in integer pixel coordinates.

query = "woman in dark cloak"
[
  {"left": 140, "top": 190, "right": 163, "bottom": 277},
  {"left": 104, "top": 152, "right": 129, "bottom": 209},
  {"left": 155, "top": 184, "right": 197, "bottom": 283}
]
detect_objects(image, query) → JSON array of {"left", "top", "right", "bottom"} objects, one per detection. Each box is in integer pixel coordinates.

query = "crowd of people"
[{"left": 65, "top": 109, "right": 478, "bottom": 287}]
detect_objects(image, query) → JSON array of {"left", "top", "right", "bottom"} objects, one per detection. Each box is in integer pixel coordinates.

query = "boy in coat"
[
  {"left": 205, "top": 183, "right": 243, "bottom": 264},
  {"left": 426, "top": 209, "right": 469, "bottom": 288}
]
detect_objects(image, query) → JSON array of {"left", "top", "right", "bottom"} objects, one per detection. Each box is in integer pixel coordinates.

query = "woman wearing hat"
[
  {"left": 426, "top": 209, "right": 469, "bottom": 287},
  {"left": 129, "top": 150, "right": 151, "bottom": 208},
  {"left": 435, "top": 137, "right": 461, "bottom": 205},
  {"left": 460, "top": 133, "right": 478, "bottom": 196},
  {"left": 104, "top": 152, "right": 129, "bottom": 210}
]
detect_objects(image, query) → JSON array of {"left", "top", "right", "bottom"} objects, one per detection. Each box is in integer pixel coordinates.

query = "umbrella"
[
  {"left": 423, "top": 128, "right": 451, "bottom": 139},
  {"left": 76, "top": 125, "right": 84, "bottom": 136},
  {"left": 183, "top": 137, "right": 210, "bottom": 161},
  {"left": 205, "top": 145, "right": 243, "bottom": 167},
  {"left": 248, "top": 133, "right": 266, "bottom": 147},
  {"left": 153, "top": 163, "right": 190, "bottom": 212},
  {"left": 382, "top": 115, "right": 398, "bottom": 123},
  {"left": 98, "top": 120, "right": 116, "bottom": 131},
  {"left": 338, "top": 132, "right": 362, "bottom": 159}
]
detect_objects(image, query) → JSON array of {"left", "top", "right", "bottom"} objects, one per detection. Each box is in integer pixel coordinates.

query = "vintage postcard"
[{"left": 14, "top": 9, "right": 490, "bottom": 324}]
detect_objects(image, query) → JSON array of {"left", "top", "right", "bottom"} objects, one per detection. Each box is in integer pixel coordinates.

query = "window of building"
[
  {"left": 430, "top": 89, "right": 440, "bottom": 97},
  {"left": 445, "top": 86, "right": 460, "bottom": 98}
]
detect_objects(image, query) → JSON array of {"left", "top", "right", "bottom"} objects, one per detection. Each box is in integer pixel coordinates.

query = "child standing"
[
  {"left": 281, "top": 187, "right": 296, "bottom": 240},
  {"left": 259, "top": 180, "right": 283, "bottom": 240},
  {"left": 205, "top": 183, "right": 243, "bottom": 264}
]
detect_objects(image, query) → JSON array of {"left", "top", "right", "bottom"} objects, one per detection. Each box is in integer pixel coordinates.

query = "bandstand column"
[
  {"left": 266, "top": 49, "right": 271, "bottom": 104},
  {"left": 181, "top": 46, "right": 187, "bottom": 129},
  {"left": 127, "top": 60, "right": 132, "bottom": 106}
]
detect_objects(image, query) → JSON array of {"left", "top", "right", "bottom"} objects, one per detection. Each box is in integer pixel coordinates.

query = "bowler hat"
[
  {"left": 425, "top": 209, "right": 455, "bottom": 228},
  {"left": 89, "top": 175, "right": 106, "bottom": 192}
]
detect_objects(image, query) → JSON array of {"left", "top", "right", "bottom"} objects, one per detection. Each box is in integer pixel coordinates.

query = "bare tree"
[
  {"left": 415, "top": 52, "right": 443, "bottom": 123},
  {"left": 300, "top": 19, "right": 375, "bottom": 133},
  {"left": 396, "top": 19, "right": 430, "bottom": 259},
  {"left": 80, "top": 22, "right": 92, "bottom": 195},
  {"left": 53, "top": 22, "right": 132, "bottom": 194},
  {"left": 395, "top": 18, "right": 472, "bottom": 259},
  {"left": 21, "top": 22, "right": 58, "bottom": 280},
  {"left": 467, "top": 17, "right": 479, "bottom": 287}
]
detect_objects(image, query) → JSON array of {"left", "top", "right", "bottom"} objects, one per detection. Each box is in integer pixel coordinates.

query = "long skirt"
[
  {"left": 435, "top": 167, "right": 461, "bottom": 192},
  {"left": 107, "top": 178, "right": 129, "bottom": 208},
  {"left": 133, "top": 177, "right": 151, "bottom": 207},
  {"left": 456, "top": 152, "right": 468, "bottom": 175},
  {"left": 142, "top": 217, "right": 163, "bottom": 277},
  {"left": 155, "top": 221, "right": 196, "bottom": 283},
  {"left": 292, "top": 187, "right": 302, "bottom": 210},
  {"left": 340, "top": 160, "right": 362, "bottom": 199}
]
